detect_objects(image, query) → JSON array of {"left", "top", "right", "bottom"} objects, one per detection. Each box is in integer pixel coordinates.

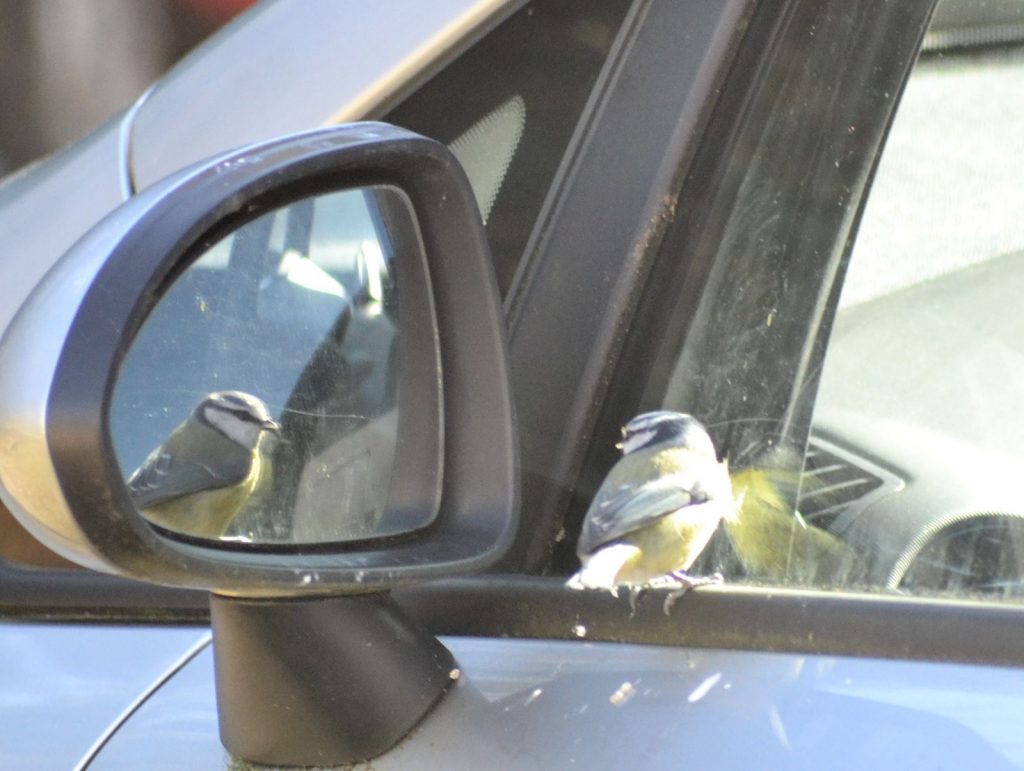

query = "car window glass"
[
  {"left": 813, "top": 19, "right": 1024, "bottom": 601},
  {"left": 386, "top": 0, "right": 633, "bottom": 296},
  {"left": 563, "top": 1, "right": 1024, "bottom": 605}
]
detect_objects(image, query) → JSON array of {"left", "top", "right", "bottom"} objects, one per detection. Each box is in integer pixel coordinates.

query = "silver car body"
[{"left": 3, "top": 1, "right": 1024, "bottom": 769}]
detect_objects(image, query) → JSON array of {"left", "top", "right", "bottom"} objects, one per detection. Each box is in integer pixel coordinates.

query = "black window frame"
[
  {"left": 385, "top": 0, "right": 635, "bottom": 296},
  {"left": 475, "top": 0, "right": 1024, "bottom": 669}
]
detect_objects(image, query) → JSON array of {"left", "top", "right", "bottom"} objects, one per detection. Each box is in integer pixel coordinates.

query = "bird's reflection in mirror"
[{"left": 127, "top": 390, "right": 280, "bottom": 540}]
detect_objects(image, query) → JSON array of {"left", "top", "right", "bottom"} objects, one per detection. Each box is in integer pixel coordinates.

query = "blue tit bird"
[
  {"left": 127, "top": 390, "right": 280, "bottom": 540},
  {"left": 567, "top": 411, "right": 735, "bottom": 593}
]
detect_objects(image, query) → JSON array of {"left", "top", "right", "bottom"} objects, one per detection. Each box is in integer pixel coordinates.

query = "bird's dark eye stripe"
[
  {"left": 211, "top": 394, "right": 263, "bottom": 418},
  {"left": 226, "top": 406, "right": 264, "bottom": 423}
]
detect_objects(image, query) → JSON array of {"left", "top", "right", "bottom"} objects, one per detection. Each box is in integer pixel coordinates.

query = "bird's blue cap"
[{"left": 618, "top": 411, "right": 715, "bottom": 457}]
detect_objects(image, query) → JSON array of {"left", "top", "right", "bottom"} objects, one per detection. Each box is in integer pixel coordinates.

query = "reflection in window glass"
[
  {"left": 815, "top": 35, "right": 1024, "bottom": 601},
  {"left": 567, "top": 5, "right": 1024, "bottom": 605}
]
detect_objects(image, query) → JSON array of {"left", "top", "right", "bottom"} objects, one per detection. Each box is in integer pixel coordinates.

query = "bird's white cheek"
[{"left": 620, "top": 430, "right": 656, "bottom": 455}]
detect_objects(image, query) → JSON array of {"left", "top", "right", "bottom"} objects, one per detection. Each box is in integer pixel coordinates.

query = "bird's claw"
[
  {"left": 569, "top": 571, "right": 724, "bottom": 615},
  {"left": 662, "top": 589, "right": 686, "bottom": 615},
  {"left": 628, "top": 584, "right": 644, "bottom": 613}
]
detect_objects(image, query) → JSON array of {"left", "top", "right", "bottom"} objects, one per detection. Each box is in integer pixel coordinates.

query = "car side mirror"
[{"left": 0, "top": 123, "right": 517, "bottom": 766}]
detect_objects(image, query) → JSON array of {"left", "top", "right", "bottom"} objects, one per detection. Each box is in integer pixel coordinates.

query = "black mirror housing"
[{"left": 0, "top": 123, "right": 517, "bottom": 596}]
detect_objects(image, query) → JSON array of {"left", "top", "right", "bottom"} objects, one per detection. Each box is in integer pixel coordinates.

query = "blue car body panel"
[
  {"left": 0, "top": 624, "right": 208, "bottom": 770},
  {"left": 90, "top": 635, "right": 1024, "bottom": 769}
]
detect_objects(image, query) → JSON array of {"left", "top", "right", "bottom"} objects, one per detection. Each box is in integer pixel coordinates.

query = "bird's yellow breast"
[
  {"left": 143, "top": 453, "right": 264, "bottom": 539},
  {"left": 613, "top": 506, "right": 721, "bottom": 584}
]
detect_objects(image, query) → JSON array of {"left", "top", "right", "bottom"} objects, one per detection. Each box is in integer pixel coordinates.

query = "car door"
[
  {"left": 7, "top": 0, "right": 1024, "bottom": 768},
  {"left": 87, "top": 0, "right": 1024, "bottom": 766}
]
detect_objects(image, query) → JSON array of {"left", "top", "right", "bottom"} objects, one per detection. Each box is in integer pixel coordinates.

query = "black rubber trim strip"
[
  {"left": 396, "top": 576, "right": 1024, "bottom": 668},
  {"left": 8, "top": 574, "right": 1024, "bottom": 670},
  {"left": 0, "top": 564, "right": 208, "bottom": 623}
]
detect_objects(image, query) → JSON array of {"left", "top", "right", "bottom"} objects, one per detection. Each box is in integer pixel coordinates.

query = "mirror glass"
[{"left": 110, "top": 185, "right": 442, "bottom": 546}]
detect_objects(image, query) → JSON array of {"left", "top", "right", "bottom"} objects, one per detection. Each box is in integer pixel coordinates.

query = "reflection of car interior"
[
  {"left": 806, "top": 37, "right": 1024, "bottom": 599},
  {"left": 112, "top": 188, "right": 403, "bottom": 544},
  {"left": 234, "top": 192, "right": 402, "bottom": 542},
  {"left": 291, "top": 408, "right": 398, "bottom": 542}
]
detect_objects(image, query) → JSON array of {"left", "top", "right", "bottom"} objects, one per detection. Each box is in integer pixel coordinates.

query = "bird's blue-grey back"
[
  {"left": 577, "top": 474, "right": 702, "bottom": 556},
  {"left": 127, "top": 441, "right": 252, "bottom": 509}
]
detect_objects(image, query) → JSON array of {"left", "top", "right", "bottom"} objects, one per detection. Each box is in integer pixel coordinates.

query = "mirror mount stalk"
[{"left": 210, "top": 591, "right": 455, "bottom": 766}]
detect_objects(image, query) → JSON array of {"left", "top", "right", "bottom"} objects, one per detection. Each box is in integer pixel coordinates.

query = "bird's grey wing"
[
  {"left": 126, "top": 445, "right": 250, "bottom": 509},
  {"left": 578, "top": 476, "right": 698, "bottom": 555}
]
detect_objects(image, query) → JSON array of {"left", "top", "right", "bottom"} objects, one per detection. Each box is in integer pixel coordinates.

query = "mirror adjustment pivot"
[{"left": 211, "top": 592, "right": 455, "bottom": 766}]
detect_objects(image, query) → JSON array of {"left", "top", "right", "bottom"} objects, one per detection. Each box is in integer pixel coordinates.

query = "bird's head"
[
  {"left": 616, "top": 411, "right": 716, "bottom": 458},
  {"left": 195, "top": 390, "right": 280, "bottom": 450}
]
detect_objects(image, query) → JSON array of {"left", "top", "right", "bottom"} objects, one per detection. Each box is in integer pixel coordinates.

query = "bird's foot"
[
  {"left": 666, "top": 570, "right": 724, "bottom": 587},
  {"left": 655, "top": 571, "right": 725, "bottom": 614}
]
